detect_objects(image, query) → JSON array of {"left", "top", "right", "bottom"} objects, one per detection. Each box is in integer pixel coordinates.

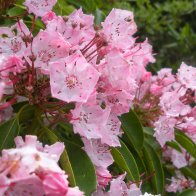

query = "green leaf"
[
  {"left": 66, "top": 0, "right": 86, "bottom": 10},
  {"left": 94, "top": 8, "right": 105, "bottom": 25},
  {"left": 111, "top": 140, "right": 140, "bottom": 181},
  {"left": 178, "top": 189, "right": 196, "bottom": 196},
  {"left": 166, "top": 141, "right": 182, "bottom": 152},
  {"left": 7, "top": 6, "right": 25, "bottom": 17},
  {"left": 122, "top": 138, "right": 147, "bottom": 174},
  {"left": 12, "top": 101, "right": 29, "bottom": 113},
  {"left": 175, "top": 130, "right": 196, "bottom": 159},
  {"left": 65, "top": 140, "right": 97, "bottom": 196},
  {"left": 14, "top": 0, "right": 25, "bottom": 7},
  {"left": 39, "top": 127, "right": 76, "bottom": 186},
  {"left": 53, "top": 0, "right": 74, "bottom": 15},
  {"left": 143, "top": 127, "right": 160, "bottom": 151},
  {"left": 16, "top": 103, "right": 36, "bottom": 123},
  {"left": 119, "top": 109, "right": 144, "bottom": 152},
  {"left": 180, "top": 166, "right": 196, "bottom": 181},
  {"left": 0, "top": 117, "right": 20, "bottom": 150},
  {"left": 143, "top": 142, "right": 164, "bottom": 194},
  {"left": 143, "top": 127, "right": 155, "bottom": 136}
]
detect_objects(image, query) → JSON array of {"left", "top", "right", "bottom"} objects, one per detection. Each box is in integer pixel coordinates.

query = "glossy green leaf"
[
  {"left": 178, "top": 189, "right": 196, "bottom": 196},
  {"left": 175, "top": 130, "right": 196, "bottom": 159},
  {"left": 143, "top": 142, "right": 164, "bottom": 194},
  {"left": 111, "top": 140, "right": 140, "bottom": 181},
  {"left": 166, "top": 141, "right": 182, "bottom": 152},
  {"left": 180, "top": 167, "right": 196, "bottom": 181},
  {"left": 0, "top": 117, "right": 20, "bottom": 150},
  {"left": 65, "top": 140, "right": 97, "bottom": 196},
  {"left": 119, "top": 109, "right": 144, "bottom": 152},
  {"left": 122, "top": 138, "right": 147, "bottom": 174}
]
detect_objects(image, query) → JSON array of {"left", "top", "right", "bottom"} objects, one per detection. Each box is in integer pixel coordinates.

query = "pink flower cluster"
[
  {"left": 0, "top": 135, "right": 83, "bottom": 195},
  {"left": 153, "top": 63, "right": 196, "bottom": 147},
  {"left": 0, "top": 0, "right": 155, "bottom": 192},
  {"left": 166, "top": 171, "right": 195, "bottom": 193},
  {"left": 134, "top": 62, "right": 196, "bottom": 148},
  {"left": 163, "top": 146, "right": 189, "bottom": 169},
  {"left": 93, "top": 173, "right": 141, "bottom": 196}
]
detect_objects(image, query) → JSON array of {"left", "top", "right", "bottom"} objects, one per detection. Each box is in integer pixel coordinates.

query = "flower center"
[{"left": 65, "top": 75, "right": 78, "bottom": 89}]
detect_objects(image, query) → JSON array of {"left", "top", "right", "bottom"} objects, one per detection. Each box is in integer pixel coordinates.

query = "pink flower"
[
  {"left": 0, "top": 135, "right": 83, "bottom": 195},
  {"left": 163, "top": 147, "right": 188, "bottom": 169},
  {"left": 141, "top": 71, "right": 152, "bottom": 82},
  {"left": 166, "top": 171, "right": 195, "bottom": 193},
  {"left": 166, "top": 177, "right": 181, "bottom": 193},
  {"left": 0, "top": 20, "right": 29, "bottom": 57},
  {"left": 98, "top": 89, "right": 133, "bottom": 116},
  {"left": 0, "top": 55, "right": 24, "bottom": 77},
  {"left": 0, "top": 81, "right": 5, "bottom": 100},
  {"left": 71, "top": 104, "right": 110, "bottom": 139},
  {"left": 160, "top": 91, "right": 191, "bottom": 117},
  {"left": 92, "top": 187, "right": 106, "bottom": 196},
  {"left": 154, "top": 116, "right": 177, "bottom": 147},
  {"left": 25, "top": 30, "right": 71, "bottom": 74},
  {"left": 38, "top": 172, "right": 69, "bottom": 195},
  {"left": 42, "top": 11, "right": 57, "bottom": 24},
  {"left": 82, "top": 138, "right": 114, "bottom": 169},
  {"left": 46, "top": 9, "right": 95, "bottom": 47},
  {"left": 50, "top": 52, "right": 100, "bottom": 103},
  {"left": 1, "top": 176, "right": 45, "bottom": 196},
  {"left": 171, "top": 149, "right": 188, "bottom": 169},
  {"left": 96, "top": 167, "right": 112, "bottom": 187},
  {"left": 103, "top": 49, "right": 138, "bottom": 91},
  {"left": 100, "top": 114, "right": 121, "bottom": 147},
  {"left": 150, "top": 84, "right": 163, "bottom": 96},
  {"left": 126, "top": 39, "right": 155, "bottom": 67},
  {"left": 66, "top": 187, "right": 84, "bottom": 196},
  {"left": 178, "top": 117, "right": 196, "bottom": 143},
  {"left": 157, "top": 68, "right": 175, "bottom": 84},
  {"left": 23, "top": 0, "right": 57, "bottom": 17},
  {"left": 101, "top": 8, "right": 137, "bottom": 49},
  {"left": 1, "top": 135, "right": 64, "bottom": 175},
  {"left": 177, "top": 62, "right": 196, "bottom": 90},
  {"left": 108, "top": 173, "right": 141, "bottom": 196}
]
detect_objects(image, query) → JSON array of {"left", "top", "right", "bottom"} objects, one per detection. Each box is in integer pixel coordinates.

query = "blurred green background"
[{"left": 0, "top": 0, "right": 196, "bottom": 72}]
